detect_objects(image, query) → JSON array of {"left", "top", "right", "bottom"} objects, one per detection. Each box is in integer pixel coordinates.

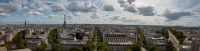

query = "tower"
[
  {"left": 63, "top": 15, "right": 67, "bottom": 28},
  {"left": 25, "top": 21, "right": 26, "bottom": 25}
]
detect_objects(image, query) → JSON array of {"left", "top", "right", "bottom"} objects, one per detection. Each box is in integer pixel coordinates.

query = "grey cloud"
[
  {"left": 127, "top": 0, "right": 135, "bottom": 5},
  {"left": 163, "top": 10, "right": 193, "bottom": 21},
  {"left": 90, "top": 13, "right": 99, "bottom": 19},
  {"left": 118, "top": 0, "right": 137, "bottom": 13},
  {"left": 0, "top": 3, "right": 22, "bottom": 13},
  {"left": 110, "top": 16, "right": 120, "bottom": 20},
  {"left": 138, "top": 6, "right": 155, "bottom": 16},
  {"left": 67, "top": 1, "right": 98, "bottom": 12},
  {"left": 50, "top": 4, "right": 66, "bottom": 12},
  {"left": 103, "top": 5, "right": 114, "bottom": 11},
  {"left": 124, "top": 6, "right": 137, "bottom": 13},
  {"left": 118, "top": 0, "right": 127, "bottom": 7},
  {"left": 120, "top": 17, "right": 138, "bottom": 23},
  {"left": 12, "top": 0, "right": 28, "bottom": 5}
]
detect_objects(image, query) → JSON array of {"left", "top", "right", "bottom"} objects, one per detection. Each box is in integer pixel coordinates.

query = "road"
[{"left": 168, "top": 29, "right": 180, "bottom": 50}]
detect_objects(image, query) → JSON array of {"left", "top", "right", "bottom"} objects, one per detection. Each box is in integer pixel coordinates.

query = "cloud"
[
  {"left": 23, "top": 3, "right": 37, "bottom": 11},
  {"left": 124, "top": 5, "right": 137, "bottom": 13},
  {"left": 50, "top": 4, "right": 66, "bottom": 12},
  {"left": 127, "top": 0, "right": 135, "bottom": 5},
  {"left": 0, "top": 13, "right": 9, "bottom": 17},
  {"left": 163, "top": 10, "right": 193, "bottom": 21},
  {"left": 118, "top": 0, "right": 128, "bottom": 7},
  {"left": 28, "top": 11, "right": 43, "bottom": 15},
  {"left": 118, "top": 0, "right": 137, "bottom": 13},
  {"left": 90, "top": 13, "right": 100, "bottom": 19},
  {"left": 120, "top": 17, "right": 138, "bottom": 23},
  {"left": 11, "top": 0, "right": 28, "bottom": 5},
  {"left": 67, "top": 1, "right": 98, "bottom": 12},
  {"left": 47, "top": 14, "right": 63, "bottom": 18},
  {"left": 0, "top": 2, "right": 22, "bottom": 13},
  {"left": 138, "top": 6, "right": 155, "bottom": 16},
  {"left": 103, "top": 5, "right": 114, "bottom": 11},
  {"left": 110, "top": 16, "right": 119, "bottom": 20}
]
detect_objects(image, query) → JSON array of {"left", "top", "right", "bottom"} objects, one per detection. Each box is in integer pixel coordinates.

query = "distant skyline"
[{"left": 0, "top": 0, "right": 200, "bottom": 26}]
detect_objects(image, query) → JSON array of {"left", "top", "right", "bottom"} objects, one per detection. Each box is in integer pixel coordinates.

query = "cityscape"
[{"left": 0, "top": 0, "right": 200, "bottom": 51}]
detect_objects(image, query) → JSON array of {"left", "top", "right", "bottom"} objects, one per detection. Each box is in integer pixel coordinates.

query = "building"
[
  {"left": 151, "top": 36, "right": 167, "bottom": 51},
  {"left": 102, "top": 33, "right": 136, "bottom": 51},
  {"left": 179, "top": 45, "right": 191, "bottom": 51},
  {"left": 25, "top": 35, "right": 42, "bottom": 51},
  {"left": 191, "top": 38, "right": 200, "bottom": 51}
]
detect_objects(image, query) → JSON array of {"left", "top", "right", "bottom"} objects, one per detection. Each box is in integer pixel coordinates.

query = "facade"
[
  {"left": 102, "top": 33, "right": 136, "bottom": 51},
  {"left": 25, "top": 35, "right": 42, "bottom": 51},
  {"left": 151, "top": 36, "right": 167, "bottom": 51},
  {"left": 179, "top": 45, "right": 191, "bottom": 51},
  {"left": 191, "top": 38, "right": 200, "bottom": 51}
]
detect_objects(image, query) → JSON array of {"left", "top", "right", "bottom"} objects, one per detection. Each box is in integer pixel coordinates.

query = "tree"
[
  {"left": 0, "top": 41, "right": 12, "bottom": 50},
  {"left": 83, "top": 40, "right": 94, "bottom": 51},
  {"left": 37, "top": 42, "right": 47, "bottom": 51},
  {"left": 0, "top": 32, "right": 2, "bottom": 35},
  {"left": 128, "top": 41, "right": 141, "bottom": 51},
  {"left": 70, "top": 47, "right": 83, "bottom": 51},
  {"left": 145, "top": 45, "right": 157, "bottom": 51},
  {"left": 97, "top": 42, "right": 109, "bottom": 51},
  {"left": 51, "top": 43, "right": 61, "bottom": 51},
  {"left": 166, "top": 41, "right": 176, "bottom": 51},
  {"left": 136, "top": 27, "right": 146, "bottom": 44}
]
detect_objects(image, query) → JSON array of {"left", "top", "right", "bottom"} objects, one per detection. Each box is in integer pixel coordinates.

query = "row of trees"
[
  {"left": 128, "top": 41, "right": 142, "bottom": 51},
  {"left": 160, "top": 28, "right": 177, "bottom": 51},
  {"left": 136, "top": 27, "right": 146, "bottom": 44},
  {"left": 136, "top": 27, "right": 159, "bottom": 51},
  {"left": 47, "top": 28, "right": 61, "bottom": 51},
  {"left": 13, "top": 30, "right": 26, "bottom": 49},
  {"left": 37, "top": 41, "right": 47, "bottom": 51},
  {"left": 145, "top": 45, "right": 158, "bottom": 51},
  {"left": 0, "top": 41, "right": 12, "bottom": 50},
  {"left": 166, "top": 41, "right": 177, "bottom": 51},
  {"left": 161, "top": 28, "right": 169, "bottom": 39},
  {"left": 169, "top": 29, "right": 186, "bottom": 44}
]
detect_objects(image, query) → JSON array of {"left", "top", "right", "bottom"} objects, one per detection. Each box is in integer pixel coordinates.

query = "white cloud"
[
  {"left": 28, "top": 11, "right": 43, "bottom": 15},
  {"left": 0, "top": 13, "right": 9, "bottom": 17}
]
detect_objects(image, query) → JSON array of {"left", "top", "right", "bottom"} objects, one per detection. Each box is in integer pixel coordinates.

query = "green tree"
[
  {"left": 97, "top": 42, "right": 109, "bottom": 51},
  {"left": 51, "top": 43, "right": 61, "bottom": 51},
  {"left": 83, "top": 40, "right": 94, "bottom": 51},
  {"left": 161, "top": 28, "right": 169, "bottom": 39},
  {"left": 0, "top": 41, "right": 12, "bottom": 50},
  {"left": 70, "top": 47, "right": 83, "bottom": 51},
  {"left": 136, "top": 27, "right": 146, "bottom": 44},
  {"left": 0, "top": 32, "right": 2, "bottom": 35},
  {"left": 145, "top": 45, "right": 157, "bottom": 51},
  {"left": 166, "top": 41, "right": 177, "bottom": 51},
  {"left": 129, "top": 41, "right": 142, "bottom": 51},
  {"left": 37, "top": 42, "right": 47, "bottom": 51}
]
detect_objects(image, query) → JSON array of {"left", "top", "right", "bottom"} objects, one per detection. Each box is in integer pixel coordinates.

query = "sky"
[{"left": 0, "top": 0, "right": 200, "bottom": 26}]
